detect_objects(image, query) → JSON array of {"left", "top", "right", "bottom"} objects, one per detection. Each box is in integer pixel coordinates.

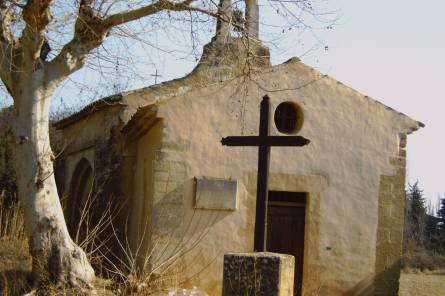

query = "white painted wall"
[{"left": 145, "top": 59, "right": 420, "bottom": 294}]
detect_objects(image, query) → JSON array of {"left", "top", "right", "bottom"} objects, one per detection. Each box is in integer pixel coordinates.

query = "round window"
[{"left": 274, "top": 101, "right": 304, "bottom": 134}]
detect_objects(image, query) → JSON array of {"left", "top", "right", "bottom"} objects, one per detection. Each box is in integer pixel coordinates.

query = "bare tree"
[{"left": 0, "top": 0, "right": 334, "bottom": 291}]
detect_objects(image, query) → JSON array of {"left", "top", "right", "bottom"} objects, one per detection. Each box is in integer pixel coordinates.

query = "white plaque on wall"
[{"left": 194, "top": 177, "right": 237, "bottom": 210}]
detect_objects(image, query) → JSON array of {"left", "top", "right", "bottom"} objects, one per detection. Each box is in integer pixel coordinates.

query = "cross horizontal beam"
[
  {"left": 221, "top": 95, "right": 311, "bottom": 252},
  {"left": 221, "top": 136, "right": 310, "bottom": 147}
]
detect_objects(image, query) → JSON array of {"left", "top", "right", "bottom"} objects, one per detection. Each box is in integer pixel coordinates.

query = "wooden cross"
[{"left": 221, "top": 95, "right": 310, "bottom": 251}]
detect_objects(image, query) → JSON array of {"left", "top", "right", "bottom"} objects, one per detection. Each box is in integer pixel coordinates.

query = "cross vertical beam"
[
  {"left": 221, "top": 95, "right": 310, "bottom": 252},
  {"left": 254, "top": 96, "right": 270, "bottom": 251}
]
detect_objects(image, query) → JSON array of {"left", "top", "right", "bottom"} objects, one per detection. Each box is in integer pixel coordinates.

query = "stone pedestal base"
[{"left": 222, "top": 252, "right": 295, "bottom": 296}]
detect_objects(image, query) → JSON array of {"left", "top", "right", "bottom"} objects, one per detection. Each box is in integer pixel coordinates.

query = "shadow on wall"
[{"left": 372, "top": 260, "right": 402, "bottom": 296}]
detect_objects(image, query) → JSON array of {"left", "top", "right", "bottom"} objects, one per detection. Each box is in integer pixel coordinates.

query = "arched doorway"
[{"left": 67, "top": 158, "right": 94, "bottom": 241}]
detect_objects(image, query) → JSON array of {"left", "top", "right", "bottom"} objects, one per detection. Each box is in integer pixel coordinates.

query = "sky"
[
  {"left": 302, "top": 0, "right": 445, "bottom": 207},
  {"left": 49, "top": 0, "right": 444, "bottom": 207}
]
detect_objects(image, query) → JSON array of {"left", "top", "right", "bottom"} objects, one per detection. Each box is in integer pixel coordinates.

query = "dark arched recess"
[{"left": 67, "top": 157, "right": 94, "bottom": 240}]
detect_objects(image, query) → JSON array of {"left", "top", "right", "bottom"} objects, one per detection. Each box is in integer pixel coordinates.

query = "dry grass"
[
  {"left": 0, "top": 238, "right": 32, "bottom": 295},
  {"left": 0, "top": 194, "right": 32, "bottom": 295},
  {"left": 0, "top": 190, "right": 212, "bottom": 295},
  {"left": 0, "top": 192, "right": 118, "bottom": 295},
  {"left": 399, "top": 272, "right": 445, "bottom": 296},
  {"left": 0, "top": 192, "right": 25, "bottom": 240}
]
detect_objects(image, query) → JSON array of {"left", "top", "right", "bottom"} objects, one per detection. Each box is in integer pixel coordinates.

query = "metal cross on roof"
[
  {"left": 151, "top": 69, "right": 162, "bottom": 84},
  {"left": 221, "top": 95, "right": 310, "bottom": 251}
]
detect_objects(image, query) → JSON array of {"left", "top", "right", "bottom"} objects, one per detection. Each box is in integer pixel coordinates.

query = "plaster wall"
[
  {"left": 60, "top": 106, "right": 123, "bottom": 152},
  {"left": 129, "top": 60, "right": 419, "bottom": 295},
  {"left": 57, "top": 107, "right": 124, "bottom": 194},
  {"left": 130, "top": 121, "right": 162, "bottom": 263}
]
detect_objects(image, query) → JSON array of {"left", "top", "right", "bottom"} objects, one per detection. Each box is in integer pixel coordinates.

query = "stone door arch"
[{"left": 67, "top": 157, "right": 94, "bottom": 240}]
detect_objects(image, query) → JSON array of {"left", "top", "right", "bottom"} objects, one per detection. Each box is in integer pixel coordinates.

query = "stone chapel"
[{"left": 53, "top": 2, "right": 423, "bottom": 295}]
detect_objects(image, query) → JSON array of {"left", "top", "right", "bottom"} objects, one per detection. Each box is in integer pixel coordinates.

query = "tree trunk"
[
  {"left": 245, "top": 0, "right": 259, "bottom": 39},
  {"left": 12, "top": 71, "right": 94, "bottom": 289}
]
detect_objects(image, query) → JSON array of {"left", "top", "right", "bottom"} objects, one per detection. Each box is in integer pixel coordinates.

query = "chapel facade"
[{"left": 53, "top": 3, "right": 423, "bottom": 295}]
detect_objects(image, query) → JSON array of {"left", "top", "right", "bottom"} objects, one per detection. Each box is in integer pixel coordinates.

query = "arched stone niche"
[{"left": 67, "top": 157, "right": 94, "bottom": 239}]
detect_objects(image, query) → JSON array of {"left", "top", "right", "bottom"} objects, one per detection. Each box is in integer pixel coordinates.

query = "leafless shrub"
[
  {"left": 97, "top": 209, "right": 218, "bottom": 295},
  {"left": 57, "top": 172, "right": 217, "bottom": 295}
]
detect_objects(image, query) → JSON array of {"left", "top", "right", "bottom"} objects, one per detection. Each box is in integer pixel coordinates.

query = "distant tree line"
[{"left": 403, "top": 181, "right": 445, "bottom": 269}]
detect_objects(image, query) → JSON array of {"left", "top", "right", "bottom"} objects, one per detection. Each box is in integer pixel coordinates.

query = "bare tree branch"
[
  {"left": 104, "top": 0, "right": 196, "bottom": 27},
  {"left": 46, "top": 0, "right": 219, "bottom": 84},
  {"left": 45, "top": 0, "right": 108, "bottom": 83},
  {"left": 0, "top": 1, "right": 15, "bottom": 95},
  {"left": 19, "top": 0, "right": 53, "bottom": 69},
  {"left": 0, "top": 1, "right": 13, "bottom": 44}
]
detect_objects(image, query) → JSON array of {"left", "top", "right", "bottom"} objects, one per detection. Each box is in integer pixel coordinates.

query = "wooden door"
[{"left": 267, "top": 191, "right": 306, "bottom": 296}]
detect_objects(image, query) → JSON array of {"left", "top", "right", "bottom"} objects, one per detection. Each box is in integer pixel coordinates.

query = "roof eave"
[{"left": 53, "top": 94, "right": 125, "bottom": 129}]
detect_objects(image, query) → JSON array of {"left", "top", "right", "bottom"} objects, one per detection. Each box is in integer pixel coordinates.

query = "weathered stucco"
[
  {"left": 121, "top": 59, "right": 421, "bottom": 295},
  {"left": 55, "top": 45, "right": 422, "bottom": 295},
  {"left": 55, "top": 105, "right": 123, "bottom": 196}
]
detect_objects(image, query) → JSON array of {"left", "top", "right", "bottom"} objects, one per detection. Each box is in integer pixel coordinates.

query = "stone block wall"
[
  {"left": 374, "top": 134, "right": 407, "bottom": 295},
  {"left": 222, "top": 252, "right": 295, "bottom": 296}
]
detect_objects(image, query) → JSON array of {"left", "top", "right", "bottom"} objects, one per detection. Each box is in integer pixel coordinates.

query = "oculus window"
[{"left": 274, "top": 101, "right": 304, "bottom": 134}]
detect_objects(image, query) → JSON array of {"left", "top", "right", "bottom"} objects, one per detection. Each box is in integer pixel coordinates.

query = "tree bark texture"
[{"left": 12, "top": 70, "right": 94, "bottom": 288}]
